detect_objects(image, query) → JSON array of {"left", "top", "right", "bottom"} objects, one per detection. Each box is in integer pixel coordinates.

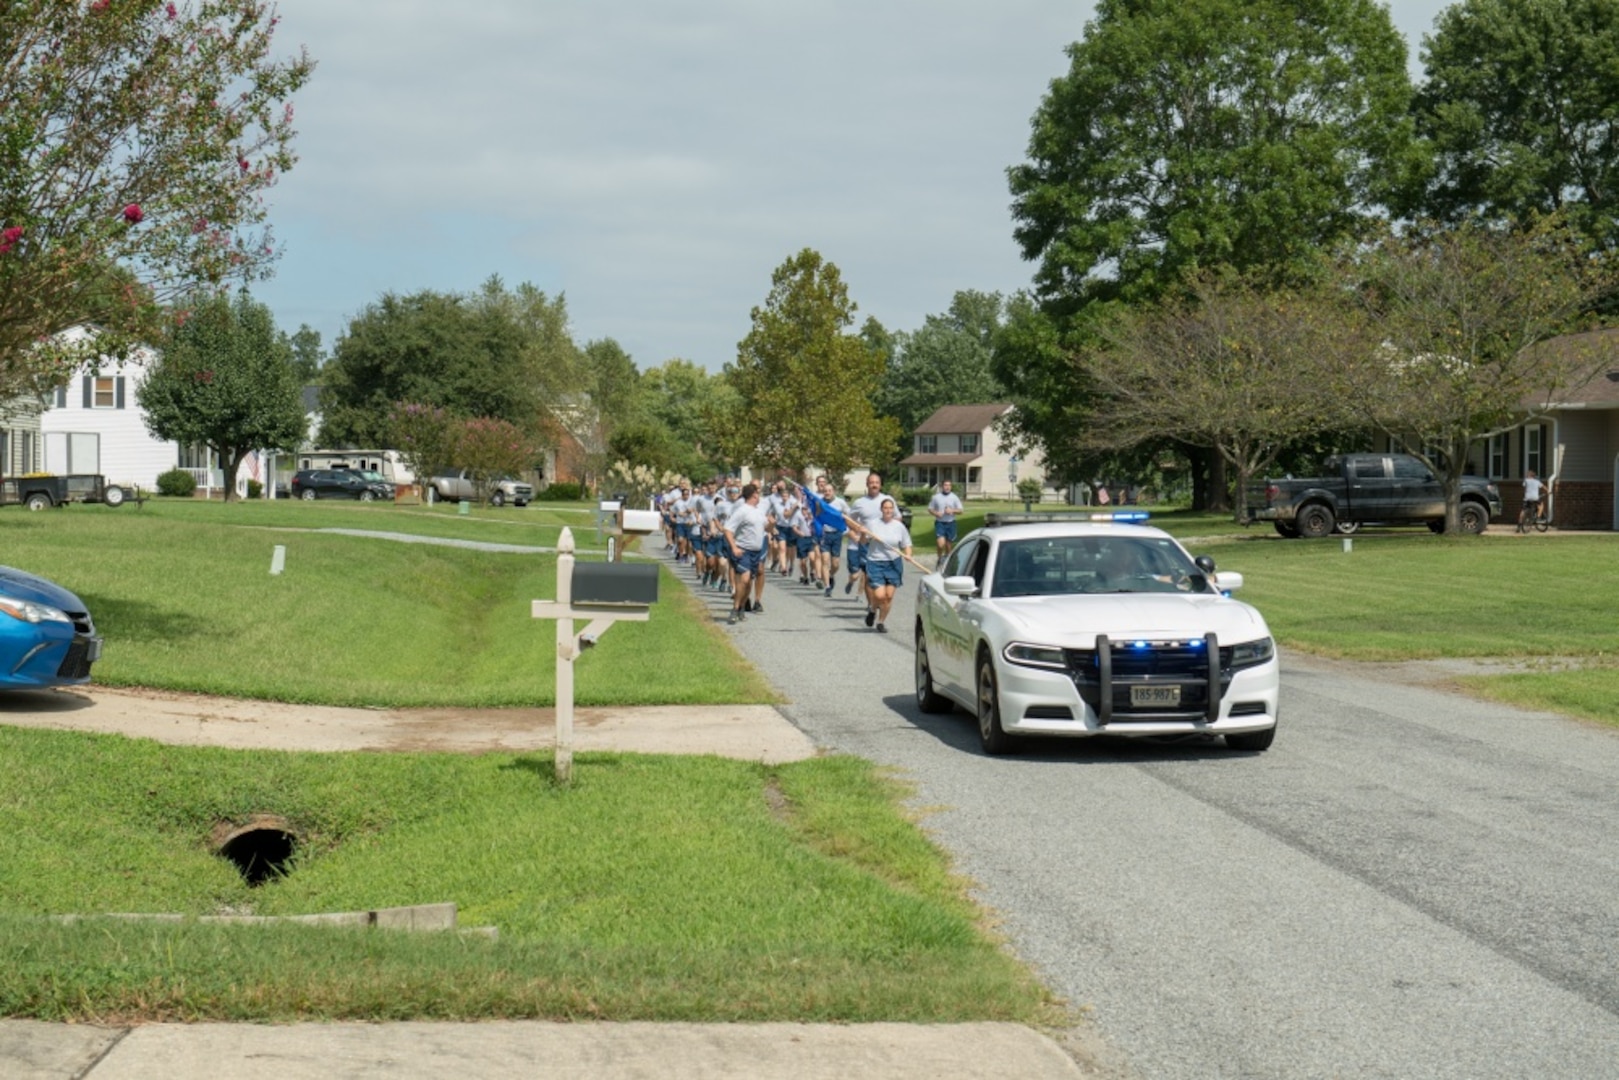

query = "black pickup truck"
[{"left": 1243, "top": 453, "right": 1502, "bottom": 538}]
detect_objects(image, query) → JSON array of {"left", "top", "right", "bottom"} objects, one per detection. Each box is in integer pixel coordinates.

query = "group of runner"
[{"left": 654, "top": 472, "right": 965, "bottom": 633}]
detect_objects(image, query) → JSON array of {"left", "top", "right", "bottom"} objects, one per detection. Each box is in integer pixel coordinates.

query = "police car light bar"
[{"left": 983, "top": 511, "right": 1151, "bottom": 526}]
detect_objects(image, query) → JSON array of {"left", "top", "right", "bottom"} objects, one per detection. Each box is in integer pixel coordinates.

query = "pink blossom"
[
  {"left": 166, "top": 2, "right": 177, "bottom": 18},
  {"left": 0, "top": 226, "right": 22, "bottom": 254},
  {"left": 122, "top": 203, "right": 144, "bottom": 224},
  {"left": 90, "top": 0, "right": 110, "bottom": 12},
  {"left": 238, "top": 156, "right": 249, "bottom": 172}
]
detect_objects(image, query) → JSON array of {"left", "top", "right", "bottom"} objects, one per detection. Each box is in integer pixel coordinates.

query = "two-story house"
[{"left": 898, "top": 403, "right": 1046, "bottom": 499}]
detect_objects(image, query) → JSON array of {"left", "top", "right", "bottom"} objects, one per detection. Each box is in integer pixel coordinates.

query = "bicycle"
[{"left": 1518, "top": 502, "right": 1549, "bottom": 533}]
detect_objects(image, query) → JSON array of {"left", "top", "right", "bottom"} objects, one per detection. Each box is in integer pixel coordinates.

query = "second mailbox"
[{"left": 571, "top": 561, "right": 660, "bottom": 607}]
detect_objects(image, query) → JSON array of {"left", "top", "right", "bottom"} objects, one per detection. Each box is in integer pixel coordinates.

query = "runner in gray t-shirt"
[
  {"left": 928, "top": 479, "right": 964, "bottom": 560},
  {"left": 723, "top": 483, "right": 770, "bottom": 624}
]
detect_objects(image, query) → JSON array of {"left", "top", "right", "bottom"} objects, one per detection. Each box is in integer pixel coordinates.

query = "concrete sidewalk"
[{"left": 3, "top": 1020, "right": 1089, "bottom": 1079}]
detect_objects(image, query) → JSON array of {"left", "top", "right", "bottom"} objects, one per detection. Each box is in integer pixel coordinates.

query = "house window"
[
  {"left": 1524, "top": 424, "right": 1545, "bottom": 476},
  {"left": 917, "top": 434, "right": 937, "bottom": 454},
  {"left": 967, "top": 466, "right": 981, "bottom": 486},
  {"left": 960, "top": 434, "right": 979, "bottom": 455},
  {"left": 1488, "top": 435, "right": 1507, "bottom": 479},
  {"left": 94, "top": 377, "right": 116, "bottom": 408}
]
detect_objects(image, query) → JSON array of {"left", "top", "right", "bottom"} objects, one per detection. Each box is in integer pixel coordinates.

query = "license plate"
[
  {"left": 1130, "top": 685, "right": 1180, "bottom": 707},
  {"left": 87, "top": 638, "right": 103, "bottom": 662}
]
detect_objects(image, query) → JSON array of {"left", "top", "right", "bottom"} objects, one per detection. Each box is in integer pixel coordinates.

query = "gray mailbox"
[{"left": 571, "top": 561, "right": 659, "bottom": 607}]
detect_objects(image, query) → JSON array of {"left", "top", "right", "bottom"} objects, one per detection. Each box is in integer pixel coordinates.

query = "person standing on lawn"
[
  {"left": 849, "top": 496, "right": 912, "bottom": 633},
  {"left": 928, "top": 479, "right": 964, "bottom": 560},
  {"left": 723, "top": 482, "right": 770, "bottom": 624}
]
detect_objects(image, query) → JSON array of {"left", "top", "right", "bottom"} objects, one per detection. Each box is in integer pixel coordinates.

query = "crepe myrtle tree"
[
  {"left": 457, "top": 416, "right": 534, "bottom": 503},
  {"left": 138, "top": 289, "right": 306, "bottom": 501},
  {"left": 1077, "top": 273, "right": 1368, "bottom": 521},
  {"left": 0, "top": 0, "right": 313, "bottom": 400},
  {"left": 389, "top": 402, "right": 459, "bottom": 500},
  {"left": 1341, "top": 219, "right": 1613, "bottom": 532}
]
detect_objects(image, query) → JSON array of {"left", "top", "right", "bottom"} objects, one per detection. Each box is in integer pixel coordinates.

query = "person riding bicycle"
[{"left": 1517, "top": 469, "right": 1545, "bottom": 533}]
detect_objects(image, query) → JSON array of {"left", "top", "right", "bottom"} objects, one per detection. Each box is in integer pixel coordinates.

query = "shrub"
[
  {"left": 1017, "top": 477, "right": 1044, "bottom": 502},
  {"left": 537, "top": 481, "right": 588, "bottom": 502},
  {"left": 247, "top": 479, "right": 263, "bottom": 499},
  {"left": 156, "top": 468, "right": 197, "bottom": 497},
  {"left": 900, "top": 486, "right": 933, "bottom": 507}
]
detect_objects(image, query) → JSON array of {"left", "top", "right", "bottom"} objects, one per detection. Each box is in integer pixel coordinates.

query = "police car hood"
[
  {"left": 0, "top": 565, "right": 87, "bottom": 612},
  {"left": 990, "top": 593, "right": 1268, "bottom": 646}
]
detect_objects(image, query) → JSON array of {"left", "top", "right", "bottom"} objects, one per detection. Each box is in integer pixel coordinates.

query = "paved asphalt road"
[{"left": 678, "top": 547, "right": 1619, "bottom": 1080}]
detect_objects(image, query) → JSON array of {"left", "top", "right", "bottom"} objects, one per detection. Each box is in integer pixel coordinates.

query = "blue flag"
[{"left": 797, "top": 484, "right": 847, "bottom": 533}]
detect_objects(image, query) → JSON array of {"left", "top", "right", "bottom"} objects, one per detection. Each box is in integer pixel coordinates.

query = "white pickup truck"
[{"left": 428, "top": 469, "right": 534, "bottom": 507}]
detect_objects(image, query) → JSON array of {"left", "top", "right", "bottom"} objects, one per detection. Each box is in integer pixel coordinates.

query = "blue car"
[{"left": 0, "top": 565, "right": 101, "bottom": 689}]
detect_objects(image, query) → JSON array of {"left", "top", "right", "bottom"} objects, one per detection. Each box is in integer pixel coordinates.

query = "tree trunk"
[{"left": 217, "top": 447, "right": 245, "bottom": 503}]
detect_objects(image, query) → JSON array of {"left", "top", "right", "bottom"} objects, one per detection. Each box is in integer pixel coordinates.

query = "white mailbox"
[{"left": 620, "top": 508, "right": 661, "bottom": 535}]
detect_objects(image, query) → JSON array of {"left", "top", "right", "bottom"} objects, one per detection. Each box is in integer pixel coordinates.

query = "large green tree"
[
  {"left": 635, "top": 357, "right": 737, "bottom": 476},
  {"left": 0, "top": 0, "right": 312, "bottom": 398},
  {"left": 319, "top": 277, "right": 579, "bottom": 447},
  {"left": 723, "top": 249, "right": 898, "bottom": 478},
  {"left": 1000, "top": 0, "right": 1419, "bottom": 508},
  {"left": 877, "top": 290, "right": 1006, "bottom": 465},
  {"left": 1413, "top": 0, "right": 1619, "bottom": 251},
  {"left": 138, "top": 290, "right": 306, "bottom": 502}
]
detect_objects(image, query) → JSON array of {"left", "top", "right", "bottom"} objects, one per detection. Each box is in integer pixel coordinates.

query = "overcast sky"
[{"left": 254, "top": 1, "right": 1454, "bottom": 373}]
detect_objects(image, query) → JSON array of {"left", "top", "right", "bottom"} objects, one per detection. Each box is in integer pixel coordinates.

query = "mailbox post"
[{"left": 531, "top": 527, "right": 657, "bottom": 784}]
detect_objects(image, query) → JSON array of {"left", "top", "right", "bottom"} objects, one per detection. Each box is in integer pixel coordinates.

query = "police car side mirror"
[{"left": 943, "top": 575, "right": 978, "bottom": 597}]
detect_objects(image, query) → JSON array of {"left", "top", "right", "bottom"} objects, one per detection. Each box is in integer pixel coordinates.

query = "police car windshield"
[{"left": 990, "top": 536, "right": 1211, "bottom": 597}]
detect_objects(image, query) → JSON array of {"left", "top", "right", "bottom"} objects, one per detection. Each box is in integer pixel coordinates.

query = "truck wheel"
[
  {"left": 25, "top": 493, "right": 51, "bottom": 511},
  {"left": 102, "top": 485, "right": 126, "bottom": 508},
  {"left": 491, "top": 491, "right": 505, "bottom": 507},
  {"left": 1333, "top": 520, "right": 1360, "bottom": 535},
  {"left": 1458, "top": 502, "right": 1488, "bottom": 534},
  {"left": 1273, "top": 521, "right": 1299, "bottom": 538},
  {"left": 1296, "top": 504, "right": 1335, "bottom": 539}
]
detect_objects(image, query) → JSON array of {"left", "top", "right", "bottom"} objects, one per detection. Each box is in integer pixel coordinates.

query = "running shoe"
[
  {"left": 752, "top": 602, "right": 763, "bottom": 615},
  {"left": 727, "top": 610, "right": 739, "bottom": 625},
  {"left": 845, "top": 579, "right": 855, "bottom": 594},
  {"left": 864, "top": 609, "right": 876, "bottom": 627},
  {"left": 823, "top": 585, "right": 832, "bottom": 598},
  {"left": 876, "top": 623, "right": 888, "bottom": 634}
]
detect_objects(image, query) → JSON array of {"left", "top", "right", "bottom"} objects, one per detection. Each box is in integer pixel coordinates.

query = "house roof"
[
  {"left": 914, "top": 403, "right": 1013, "bottom": 435},
  {"left": 1530, "top": 327, "right": 1619, "bottom": 409},
  {"left": 898, "top": 453, "right": 979, "bottom": 467}
]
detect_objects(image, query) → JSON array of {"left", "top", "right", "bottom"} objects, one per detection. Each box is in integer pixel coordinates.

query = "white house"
[
  {"left": 38, "top": 327, "right": 274, "bottom": 497},
  {"left": 898, "top": 403, "right": 1047, "bottom": 499}
]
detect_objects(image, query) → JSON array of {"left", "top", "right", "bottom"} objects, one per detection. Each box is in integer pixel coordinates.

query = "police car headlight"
[
  {"left": 1229, "top": 637, "right": 1275, "bottom": 669},
  {"left": 1003, "top": 642, "right": 1068, "bottom": 670}
]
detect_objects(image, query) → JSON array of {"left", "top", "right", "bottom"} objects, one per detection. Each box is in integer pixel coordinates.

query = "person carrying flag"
[{"left": 799, "top": 475, "right": 850, "bottom": 597}]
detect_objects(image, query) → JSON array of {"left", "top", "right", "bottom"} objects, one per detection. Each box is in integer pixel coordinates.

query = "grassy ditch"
[
  {"left": 0, "top": 503, "right": 769, "bottom": 707},
  {"left": 1206, "top": 531, "right": 1619, "bottom": 727},
  {"left": 0, "top": 726, "right": 1055, "bottom": 1024}
]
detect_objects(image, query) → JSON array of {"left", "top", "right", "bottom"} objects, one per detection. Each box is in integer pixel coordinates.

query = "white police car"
[{"left": 913, "top": 513, "right": 1279, "bottom": 755}]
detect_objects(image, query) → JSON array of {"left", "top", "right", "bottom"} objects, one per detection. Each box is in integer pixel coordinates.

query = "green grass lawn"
[
  {"left": 0, "top": 502, "right": 769, "bottom": 707},
  {"left": 1201, "top": 530, "right": 1619, "bottom": 726},
  {"left": 0, "top": 726, "right": 1055, "bottom": 1024}
]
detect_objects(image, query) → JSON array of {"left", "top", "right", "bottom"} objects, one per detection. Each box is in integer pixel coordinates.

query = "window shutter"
[
  {"left": 115, "top": 376, "right": 125, "bottom": 409},
  {"left": 55, "top": 386, "right": 65, "bottom": 408},
  {"left": 82, "top": 376, "right": 92, "bottom": 409}
]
